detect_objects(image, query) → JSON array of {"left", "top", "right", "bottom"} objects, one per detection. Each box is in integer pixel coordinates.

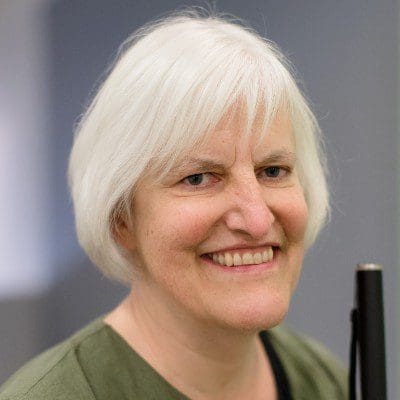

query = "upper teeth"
[{"left": 209, "top": 247, "right": 274, "bottom": 267}]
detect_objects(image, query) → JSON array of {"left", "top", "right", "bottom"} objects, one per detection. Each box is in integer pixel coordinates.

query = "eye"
[
  {"left": 265, "top": 166, "right": 282, "bottom": 177},
  {"left": 186, "top": 174, "right": 205, "bottom": 186},
  {"left": 259, "top": 166, "right": 289, "bottom": 180},
  {"left": 181, "top": 173, "right": 216, "bottom": 187}
]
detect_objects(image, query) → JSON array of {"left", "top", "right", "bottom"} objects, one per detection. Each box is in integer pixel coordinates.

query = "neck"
[{"left": 105, "top": 286, "right": 277, "bottom": 400}]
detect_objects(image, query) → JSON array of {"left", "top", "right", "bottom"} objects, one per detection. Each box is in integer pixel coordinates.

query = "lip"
[
  {"left": 201, "top": 243, "right": 281, "bottom": 256},
  {"left": 200, "top": 247, "right": 279, "bottom": 274}
]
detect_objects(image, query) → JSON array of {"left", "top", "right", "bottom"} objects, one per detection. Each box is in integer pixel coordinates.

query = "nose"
[{"left": 223, "top": 175, "right": 275, "bottom": 239}]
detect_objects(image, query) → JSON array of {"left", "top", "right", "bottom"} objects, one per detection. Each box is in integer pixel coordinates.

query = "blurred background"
[{"left": 0, "top": 0, "right": 398, "bottom": 397}]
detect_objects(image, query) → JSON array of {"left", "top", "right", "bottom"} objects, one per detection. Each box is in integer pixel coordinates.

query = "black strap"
[
  {"left": 260, "top": 331, "right": 293, "bottom": 400},
  {"left": 349, "top": 308, "right": 358, "bottom": 400}
]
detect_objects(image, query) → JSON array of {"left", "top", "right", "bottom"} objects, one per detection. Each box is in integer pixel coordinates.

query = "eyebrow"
[
  {"left": 172, "top": 149, "right": 297, "bottom": 175},
  {"left": 172, "top": 158, "right": 226, "bottom": 176},
  {"left": 254, "top": 149, "right": 297, "bottom": 167}
]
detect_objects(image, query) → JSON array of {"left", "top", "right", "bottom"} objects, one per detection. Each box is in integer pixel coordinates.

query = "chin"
[{"left": 212, "top": 291, "right": 291, "bottom": 333}]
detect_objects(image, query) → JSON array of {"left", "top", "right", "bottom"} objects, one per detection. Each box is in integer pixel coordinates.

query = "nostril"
[{"left": 223, "top": 191, "right": 275, "bottom": 238}]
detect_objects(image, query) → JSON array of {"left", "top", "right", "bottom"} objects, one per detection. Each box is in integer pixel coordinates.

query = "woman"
[{"left": 0, "top": 8, "right": 347, "bottom": 400}]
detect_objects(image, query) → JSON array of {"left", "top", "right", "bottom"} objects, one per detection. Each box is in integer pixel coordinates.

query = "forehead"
[
  {"left": 213, "top": 105, "right": 291, "bottom": 133},
  {"left": 190, "top": 108, "right": 295, "bottom": 157},
  {"left": 150, "top": 106, "right": 296, "bottom": 183}
]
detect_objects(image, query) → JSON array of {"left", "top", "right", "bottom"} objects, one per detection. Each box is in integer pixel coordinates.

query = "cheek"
[
  {"left": 142, "top": 198, "right": 220, "bottom": 251},
  {"left": 273, "top": 190, "right": 308, "bottom": 292},
  {"left": 275, "top": 189, "right": 308, "bottom": 241}
]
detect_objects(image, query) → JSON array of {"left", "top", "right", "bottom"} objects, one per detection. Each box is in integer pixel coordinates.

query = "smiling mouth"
[{"left": 204, "top": 246, "right": 276, "bottom": 267}]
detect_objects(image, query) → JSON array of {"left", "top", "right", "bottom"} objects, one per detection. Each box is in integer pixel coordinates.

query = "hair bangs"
[{"left": 148, "top": 50, "right": 292, "bottom": 183}]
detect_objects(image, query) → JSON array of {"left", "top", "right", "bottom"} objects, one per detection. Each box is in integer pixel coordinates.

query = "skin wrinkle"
[
  {"left": 118, "top": 295, "right": 264, "bottom": 399},
  {"left": 174, "top": 150, "right": 296, "bottom": 182}
]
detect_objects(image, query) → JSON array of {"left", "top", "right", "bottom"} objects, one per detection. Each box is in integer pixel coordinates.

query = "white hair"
[{"left": 68, "top": 7, "right": 329, "bottom": 284}]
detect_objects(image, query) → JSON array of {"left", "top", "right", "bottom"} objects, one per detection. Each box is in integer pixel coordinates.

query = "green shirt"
[{"left": 0, "top": 318, "right": 347, "bottom": 399}]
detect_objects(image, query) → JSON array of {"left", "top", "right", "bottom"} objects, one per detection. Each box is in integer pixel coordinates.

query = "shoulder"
[
  {"left": 266, "top": 324, "right": 348, "bottom": 400},
  {"left": 0, "top": 319, "right": 105, "bottom": 400}
]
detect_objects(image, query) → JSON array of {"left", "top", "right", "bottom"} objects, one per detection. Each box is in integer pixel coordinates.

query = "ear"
[{"left": 112, "top": 213, "right": 136, "bottom": 251}]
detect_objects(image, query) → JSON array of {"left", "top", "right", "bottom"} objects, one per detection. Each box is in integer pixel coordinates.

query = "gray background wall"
[{"left": 1, "top": 0, "right": 398, "bottom": 398}]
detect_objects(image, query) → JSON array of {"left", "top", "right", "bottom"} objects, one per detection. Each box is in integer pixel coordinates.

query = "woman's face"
[{"left": 123, "top": 110, "right": 308, "bottom": 332}]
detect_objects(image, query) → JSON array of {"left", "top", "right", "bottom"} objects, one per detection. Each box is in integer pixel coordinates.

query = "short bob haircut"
[{"left": 68, "top": 7, "right": 329, "bottom": 284}]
